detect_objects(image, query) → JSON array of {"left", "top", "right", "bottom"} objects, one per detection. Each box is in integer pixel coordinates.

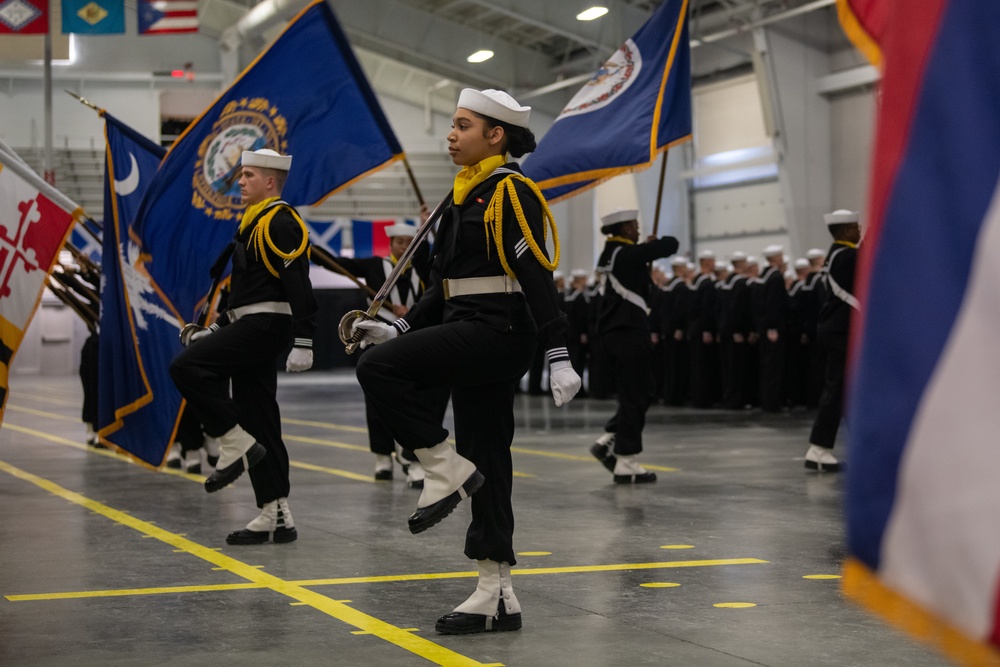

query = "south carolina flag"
[{"left": 841, "top": 1, "right": 1000, "bottom": 664}]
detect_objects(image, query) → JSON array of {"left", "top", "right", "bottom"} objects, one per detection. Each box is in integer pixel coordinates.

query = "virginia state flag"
[
  {"left": 841, "top": 1, "right": 1000, "bottom": 664},
  {"left": 62, "top": 0, "right": 124, "bottom": 34},
  {"left": 132, "top": 0, "right": 403, "bottom": 321},
  {"left": 521, "top": 0, "right": 692, "bottom": 202},
  {"left": 97, "top": 113, "right": 187, "bottom": 466},
  {"left": 0, "top": 146, "right": 78, "bottom": 424}
]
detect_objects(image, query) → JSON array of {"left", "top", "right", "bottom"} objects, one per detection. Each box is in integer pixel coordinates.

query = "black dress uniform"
[
  {"left": 331, "top": 246, "right": 441, "bottom": 469},
  {"left": 171, "top": 199, "right": 317, "bottom": 508},
  {"left": 716, "top": 271, "right": 751, "bottom": 410},
  {"left": 753, "top": 262, "right": 788, "bottom": 412},
  {"left": 356, "top": 162, "right": 569, "bottom": 566},
  {"left": 595, "top": 235, "right": 679, "bottom": 455},
  {"left": 687, "top": 270, "right": 717, "bottom": 408},
  {"left": 809, "top": 240, "right": 858, "bottom": 449},
  {"left": 661, "top": 273, "right": 690, "bottom": 405},
  {"left": 563, "top": 283, "right": 590, "bottom": 387}
]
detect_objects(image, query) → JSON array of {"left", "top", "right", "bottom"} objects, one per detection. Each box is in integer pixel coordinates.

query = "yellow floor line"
[
  {"left": 5, "top": 404, "right": 80, "bottom": 422},
  {"left": 510, "top": 445, "right": 678, "bottom": 472},
  {"left": 284, "top": 433, "right": 370, "bottom": 452},
  {"left": 283, "top": 417, "right": 369, "bottom": 434},
  {"left": 290, "top": 460, "right": 374, "bottom": 483},
  {"left": 5, "top": 393, "right": 81, "bottom": 407},
  {"left": 0, "top": 459, "right": 492, "bottom": 667},
  {"left": 7, "top": 558, "right": 769, "bottom": 602}
]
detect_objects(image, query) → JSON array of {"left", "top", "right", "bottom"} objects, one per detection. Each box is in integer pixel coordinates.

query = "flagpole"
[
  {"left": 652, "top": 149, "right": 669, "bottom": 237},
  {"left": 310, "top": 246, "right": 378, "bottom": 298},
  {"left": 43, "top": 33, "right": 54, "bottom": 186},
  {"left": 401, "top": 156, "right": 427, "bottom": 210}
]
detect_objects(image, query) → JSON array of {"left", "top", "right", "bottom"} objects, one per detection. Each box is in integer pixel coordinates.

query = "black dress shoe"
[
  {"left": 589, "top": 443, "right": 617, "bottom": 472},
  {"left": 406, "top": 479, "right": 424, "bottom": 490},
  {"left": 408, "top": 470, "right": 484, "bottom": 534},
  {"left": 613, "top": 471, "right": 657, "bottom": 484},
  {"left": 374, "top": 469, "right": 393, "bottom": 481},
  {"left": 204, "top": 442, "right": 266, "bottom": 493},
  {"left": 226, "top": 526, "right": 297, "bottom": 545},
  {"left": 436, "top": 600, "right": 522, "bottom": 634}
]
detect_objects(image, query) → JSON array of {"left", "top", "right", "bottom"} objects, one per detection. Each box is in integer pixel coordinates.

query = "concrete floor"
[{"left": 0, "top": 371, "right": 948, "bottom": 667}]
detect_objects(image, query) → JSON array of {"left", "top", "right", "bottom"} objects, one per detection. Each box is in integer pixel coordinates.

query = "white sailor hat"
[
  {"left": 747, "top": 255, "right": 759, "bottom": 265},
  {"left": 241, "top": 148, "right": 292, "bottom": 171},
  {"left": 457, "top": 88, "right": 531, "bottom": 128},
  {"left": 698, "top": 249, "right": 715, "bottom": 260},
  {"left": 669, "top": 254, "right": 688, "bottom": 266},
  {"left": 730, "top": 251, "right": 747, "bottom": 262},
  {"left": 824, "top": 209, "right": 859, "bottom": 226},
  {"left": 806, "top": 248, "right": 826, "bottom": 260},
  {"left": 763, "top": 244, "right": 783, "bottom": 258},
  {"left": 570, "top": 268, "right": 589, "bottom": 278},
  {"left": 385, "top": 222, "right": 417, "bottom": 238},
  {"left": 794, "top": 258, "right": 809, "bottom": 269},
  {"left": 600, "top": 208, "right": 639, "bottom": 230},
  {"left": 553, "top": 270, "right": 565, "bottom": 281}
]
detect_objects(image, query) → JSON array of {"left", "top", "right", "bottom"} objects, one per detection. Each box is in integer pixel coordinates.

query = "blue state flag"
[
  {"left": 521, "top": 0, "right": 692, "bottom": 202},
  {"left": 97, "top": 113, "right": 186, "bottom": 466},
  {"left": 62, "top": 0, "right": 125, "bottom": 34},
  {"left": 132, "top": 0, "right": 404, "bottom": 321}
]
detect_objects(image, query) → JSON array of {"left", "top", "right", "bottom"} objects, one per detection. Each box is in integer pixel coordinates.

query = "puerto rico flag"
[
  {"left": 841, "top": 1, "right": 1000, "bottom": 664},
  {"left": 0, "top": 0, "right": 49, "bottom": 33},
  {"left": 138, "top": 0, "right": 196, "bottom": 34}
]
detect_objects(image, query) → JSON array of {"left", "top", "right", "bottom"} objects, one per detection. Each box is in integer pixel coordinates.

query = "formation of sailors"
[{"left": 554, "top": 245, "right": 831, "bottom": 414}]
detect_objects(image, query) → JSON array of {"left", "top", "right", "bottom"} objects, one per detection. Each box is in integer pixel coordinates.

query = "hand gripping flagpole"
[{"left": 337, "top": 190, "right": 452, "bottom": 354}]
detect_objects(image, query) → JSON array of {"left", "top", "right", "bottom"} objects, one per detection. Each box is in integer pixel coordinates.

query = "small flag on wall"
[
  {"left": 138, "top": 0, "right": 196, "bottom": 35},
  {"left": 0, "top": 0, "right": 49, "bottom": 34},
  {"left": 62, "top": 0, "right": 123, "bottom": 34}
]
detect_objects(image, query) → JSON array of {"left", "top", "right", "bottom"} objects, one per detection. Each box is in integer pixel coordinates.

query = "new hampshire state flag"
[
  {"left": 131, "top": 0, "right": 403, "bottom": 322},
  {"left": 521, "top": 0, "right": 691, "bottom": 202},
  {"left": 97, "top": 113, "right": 186, "bottom": 466},
  {"left": 61, "top": 0, "right": 124, "bottom": 34},
  {"left": 841, "top": 1, "right": 1000, "bottom": 664}
]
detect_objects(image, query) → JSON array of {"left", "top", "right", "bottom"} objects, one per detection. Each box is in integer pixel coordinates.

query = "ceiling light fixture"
[
  {"left": 467, "top": 49, "right": 494, "bottom": 63},
  {"left": 576, "top": 6, "right": 608, "bottom": 21}
]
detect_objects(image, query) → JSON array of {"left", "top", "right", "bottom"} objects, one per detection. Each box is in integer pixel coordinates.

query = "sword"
[{"left": 338, "top": 191, "right": 452, "bottom": 354}]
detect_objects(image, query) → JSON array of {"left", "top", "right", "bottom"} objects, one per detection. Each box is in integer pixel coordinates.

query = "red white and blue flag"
[
  {"left": 137, "top": 0, "right": 196, "bottom": 35},
  {"left": 841, "top": 0, "right": 1000, "bottom": 663}
]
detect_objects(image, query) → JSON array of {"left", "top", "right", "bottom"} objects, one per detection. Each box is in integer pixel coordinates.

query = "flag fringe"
[
  {"left": 836, "top": 0, "right": 883, "bottom": 68},
  {"left": 842, "top": 558, "right": 1000, "bottom": 666}
]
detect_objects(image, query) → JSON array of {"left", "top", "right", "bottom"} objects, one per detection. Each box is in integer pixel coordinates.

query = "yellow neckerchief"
[
  {"left": 241, "top": 196, "right": 310, "bottom": 278},
  {"left": 453, "top": 154, "right": 507, "bottom": 205},
  {"left": 834, "top": 239, "right": 858, "bottom": 249},
  {"left": 483, "top": 172, "right": 560, "bottom": 279},
  {"left": 606, "top": 235, "right": 635, "bottom": 245}
]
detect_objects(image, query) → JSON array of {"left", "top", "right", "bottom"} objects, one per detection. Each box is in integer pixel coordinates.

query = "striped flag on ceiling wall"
[{"left": 138, "top": 0, "right": 197, "bottom": 35}]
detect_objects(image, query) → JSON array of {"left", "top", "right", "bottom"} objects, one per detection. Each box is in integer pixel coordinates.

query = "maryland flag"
[
  {"left": 840, "top": 1, "right": 1000, "bottom": 664},
  {"left": 0, "top": 145, "right": 79, "bottom": 424}
]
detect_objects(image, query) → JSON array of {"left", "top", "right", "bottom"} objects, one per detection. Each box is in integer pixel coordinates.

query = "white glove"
[
  {"left": 549, "top": 360, "right": 582, "bottom": 407},
  {"left": 190, "top": 327, "right": 215, "bottom": 344},
  {"left": 181, "top": 323, "right": 217, "bottom": 347},
  {"left": 286, "top": 347, "right": 313, "bottom": 372},
  {"left": 352, "top": 318, "right": 397, "bottom": 349}
]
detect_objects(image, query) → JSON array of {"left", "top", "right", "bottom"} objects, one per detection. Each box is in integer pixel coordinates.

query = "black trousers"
[
  {"left": 718, "top": 335, "right": 746, "bottom": 410},
  {"left": 169, "top": 314, "right": 291, "bottom": 507},
  {"left": 758, "top": 334, "right": 785, "bottom": 412},
  {"left": 79, "top": 332, "right": 99, "bottom": 426},
  {"left": 359, "top": 348, "right": 422, "bottom": 462},
  {"left": 688, "top": 334, "right": 715, "bottom": 408},
  {"left": 600, "top": 329, "right": 654, "bottom": 456},
  {"left": 809, "top": 333, "right": 848, "bottom": 448},
  {"left": 356, "top": 321, "right": 535, "bottom": 565}
]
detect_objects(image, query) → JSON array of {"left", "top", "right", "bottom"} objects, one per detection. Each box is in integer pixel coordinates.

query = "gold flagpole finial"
[{"left": 64, "top": 90, "right": 103, "bottom": 115}]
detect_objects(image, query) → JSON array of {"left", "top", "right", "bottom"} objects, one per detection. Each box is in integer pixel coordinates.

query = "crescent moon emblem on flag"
[{"left": 114, "top": 153, "right": 141, "bottom": 196}]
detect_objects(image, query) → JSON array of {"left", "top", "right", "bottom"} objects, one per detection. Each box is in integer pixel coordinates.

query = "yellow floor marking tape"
[
  {"left": 5, "top": 393, "right": 81, "bottom": 407},
  {"left": 5, "top": 404, "right": 80, "bottom": 422},
  {"left": 9, "top": 558, "right": 769, "bottom": 602},
  {"left": 290, "top": 460, "right": 374, "bottom": 483},
  {"left": 0, "top": 459, "right": 493, "bottom": 667},
  {"left": 509, "top": 446, "right": 678, "bottom": 472},
  {"left": 284, "top": 433, "right": 369, "bottom": 452},
  {"left": 283, "top": 417, "right": 369, "bottom": 434}
]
